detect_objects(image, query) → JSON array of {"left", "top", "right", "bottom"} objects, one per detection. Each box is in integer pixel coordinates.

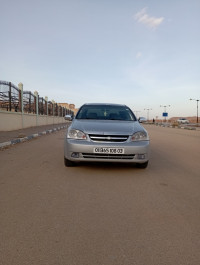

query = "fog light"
[
  {"left": 71, "top": 152, "right": 79, "bottom": 158},
  {"left": 137, "top": 154, "right": 146, "bottom": 159}
]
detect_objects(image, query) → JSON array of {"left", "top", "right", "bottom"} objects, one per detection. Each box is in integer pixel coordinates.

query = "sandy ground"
[{"left": 0, "top": 125, "right": 200, "bottom": 265}]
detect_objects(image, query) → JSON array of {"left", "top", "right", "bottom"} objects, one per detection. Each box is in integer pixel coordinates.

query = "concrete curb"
[
  {"left": 153, "top": 124, "right": 198, "bottom": 130},
  {"left": 0, "top": 125, "right": 67, "bottom": 150}
]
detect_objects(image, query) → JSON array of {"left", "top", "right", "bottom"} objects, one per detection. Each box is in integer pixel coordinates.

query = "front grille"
[
  {"left": 89, "top": 134, "right": 129, "bottom": 142},
  {"left": 82, "top": 153, "right": 135, "bottom": 159}
]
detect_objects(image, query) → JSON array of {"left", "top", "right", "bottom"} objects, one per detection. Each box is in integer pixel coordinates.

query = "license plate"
[{"left": 94, "top": 147, "right": 124, "bottom": 154}]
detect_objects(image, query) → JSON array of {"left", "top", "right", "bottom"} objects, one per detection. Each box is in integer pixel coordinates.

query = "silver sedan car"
[{"left": 64, "top": 103, "right": 150, "bottom": 168}]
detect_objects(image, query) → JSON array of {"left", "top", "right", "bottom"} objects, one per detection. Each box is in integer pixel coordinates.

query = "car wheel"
[
  {"left": 64, "top": 157, "right": 76, "bottom": 167},
  {"left": 136, "top": 161, "right": 148, "bottom": 169}
]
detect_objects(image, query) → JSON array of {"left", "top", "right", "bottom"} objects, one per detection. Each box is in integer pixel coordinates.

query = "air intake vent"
[
  {"left": 82, "top": 153, "right": 135, "bottom": 159},
  {"left": 89, "top": 134, "right": 129, "bottom": 142}
]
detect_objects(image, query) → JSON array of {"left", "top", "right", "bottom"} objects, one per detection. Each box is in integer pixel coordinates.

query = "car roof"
[{"left": 81, "top": 103, "right": 127, "bottom": 107}]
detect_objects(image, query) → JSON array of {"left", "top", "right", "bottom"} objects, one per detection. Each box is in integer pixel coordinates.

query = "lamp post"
[
  {"left": 160, "top": 105, "right": 170, "bottom": 122},
  {"left": 190, "top": 98, "right": 199, "bottom": 125},
  {"left": 144, "top": 108, "right": 152, "bottom": 121},
  {"left": 134, "top": 110, "right": 141, "bottom": 119}
]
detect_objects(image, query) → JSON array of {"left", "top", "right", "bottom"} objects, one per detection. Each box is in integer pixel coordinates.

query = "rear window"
[{"left": 76, "top": 105, "right": 136, "bottom": 121}]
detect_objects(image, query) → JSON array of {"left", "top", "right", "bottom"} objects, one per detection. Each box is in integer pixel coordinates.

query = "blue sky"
[{"left": 1, "top": 0, "right": 200, "bottom": 119}]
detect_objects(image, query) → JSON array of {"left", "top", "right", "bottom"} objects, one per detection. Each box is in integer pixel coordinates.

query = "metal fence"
[
  {"left": 0, "top": 81, "right": 20, "bottom": 112},
  {"left": 48, "top": 101, "right": 53, "bottom": 116},
  {"left": 0, "top": 80, "right": 74, "bottom": 116},
  {"left": 23, "top": 91, "right": 36, "bottom": 114},
  {"left": 38, "top": 97, "right": 46, "bottom": 115}
]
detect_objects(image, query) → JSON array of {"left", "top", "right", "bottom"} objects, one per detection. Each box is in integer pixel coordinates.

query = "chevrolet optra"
[{"left": 64, "top": 103, "right": 150, "bottom": 168}]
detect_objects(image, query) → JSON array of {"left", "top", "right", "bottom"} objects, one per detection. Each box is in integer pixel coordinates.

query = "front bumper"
[{"left": 64, "top": 139, "right": 150, "bottom": 164}]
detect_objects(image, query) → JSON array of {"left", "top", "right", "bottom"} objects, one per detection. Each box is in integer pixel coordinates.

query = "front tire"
[
  {"left": 64, "top": 157, "right": 76, "bottom": 167},
  {"left": 136, "top": 161, "right": 149, "bottom": 169}
]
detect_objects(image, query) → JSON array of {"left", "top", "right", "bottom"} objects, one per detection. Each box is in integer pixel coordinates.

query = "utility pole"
[
  {"left": 160, "top": 105, "right": 170, "bottom": 122},
  {"left": 144, "top": 108, "right": 152, "bottom": 121},
  {"left": 134, "top": 110, "right": 141, "bottom": 119},
  {"left": 190, "top": 98, "right": 199, "bottom": 125}
]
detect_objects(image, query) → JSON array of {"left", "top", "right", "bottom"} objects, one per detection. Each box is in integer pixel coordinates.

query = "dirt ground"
[{"left": 0, "top": 125, "right": 200, "bottom": 265}]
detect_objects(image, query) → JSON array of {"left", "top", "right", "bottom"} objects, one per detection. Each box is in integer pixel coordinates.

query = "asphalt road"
[{"left": 0, "top": 125, "right": 200, "bottom": 265}]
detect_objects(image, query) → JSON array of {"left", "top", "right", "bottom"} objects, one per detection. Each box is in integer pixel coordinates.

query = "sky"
[{"left": 0, "top": 0, "right": 200, "bottom": 119}]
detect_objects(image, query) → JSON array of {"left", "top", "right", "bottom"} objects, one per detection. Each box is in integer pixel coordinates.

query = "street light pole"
[
  {"left": 160, "top": 105, "right": 170, "bottom": 122},
  {"left": 190, "top": 98, "right": 199, "bottom": 125},
  {"left": 134, "top": 110, "right": 141, "bottom": 119},
  {"left": 144, "top": 108, "right": 152, "bottom": 121}
]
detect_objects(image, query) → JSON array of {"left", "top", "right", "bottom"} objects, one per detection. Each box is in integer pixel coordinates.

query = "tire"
[
  {"left": 64, "top": 157, "right": 76, "bottom": 167},
  {"left": 136, "top": 161, "right": 149, "bottom": 169}
]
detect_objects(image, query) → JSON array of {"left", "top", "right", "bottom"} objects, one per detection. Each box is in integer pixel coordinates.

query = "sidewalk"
[{"left": 0, "top": 123, "right": 68, "bottom": 149}]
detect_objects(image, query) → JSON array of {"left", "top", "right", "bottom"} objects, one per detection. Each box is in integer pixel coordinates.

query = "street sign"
[{"left": 163, "top": 112, "right": 168, "bottom": 117}]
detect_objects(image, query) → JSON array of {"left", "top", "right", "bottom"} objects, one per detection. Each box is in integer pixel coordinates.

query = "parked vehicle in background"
[
  {"left": 64, "top": 103, "right": 150, "bottom": 168},
  {"left": 138, "top": 117, "right": 147, "bottom": 123},
  {"left": 177, "top": 118, "right": 189, "bottom": 124}
]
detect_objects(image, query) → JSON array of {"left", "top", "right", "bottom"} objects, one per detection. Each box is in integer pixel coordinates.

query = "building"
[{"left": 58, "top": 103, "right": 79, "bottom": 114}]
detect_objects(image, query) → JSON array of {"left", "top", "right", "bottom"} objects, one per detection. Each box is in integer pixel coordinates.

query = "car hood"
[{"left": 70, "top": 119, "right": 145, "bottom": 135}]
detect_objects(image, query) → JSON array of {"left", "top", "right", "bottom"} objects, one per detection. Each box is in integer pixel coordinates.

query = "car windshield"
[{"left": 76, "top": 105, "right": 136, "bottom": 121}]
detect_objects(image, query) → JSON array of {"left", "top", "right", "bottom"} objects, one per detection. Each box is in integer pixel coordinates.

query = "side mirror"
[
  {"left": 64, "top": 114, "right": 73, "bottom": 121},
  {"left": 138, "top": 117, "right": 147, "bottom": 123}
]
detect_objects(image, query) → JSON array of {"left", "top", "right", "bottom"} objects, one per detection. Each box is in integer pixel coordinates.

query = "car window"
[{"left": 76, "top": 105, "right": 136, "bottom": 121}]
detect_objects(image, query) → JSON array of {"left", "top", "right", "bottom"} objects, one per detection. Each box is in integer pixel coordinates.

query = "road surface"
[{"left": 0, "top": 125, "right": 200, "bottom": 265}]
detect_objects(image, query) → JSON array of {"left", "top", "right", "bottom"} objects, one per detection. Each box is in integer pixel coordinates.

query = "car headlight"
[
  {"left": 131, "top": 131, "right": 149, "bottom": 141},
  {"left": 67, "top": 129, "right": 87, "bottom": 140}
]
